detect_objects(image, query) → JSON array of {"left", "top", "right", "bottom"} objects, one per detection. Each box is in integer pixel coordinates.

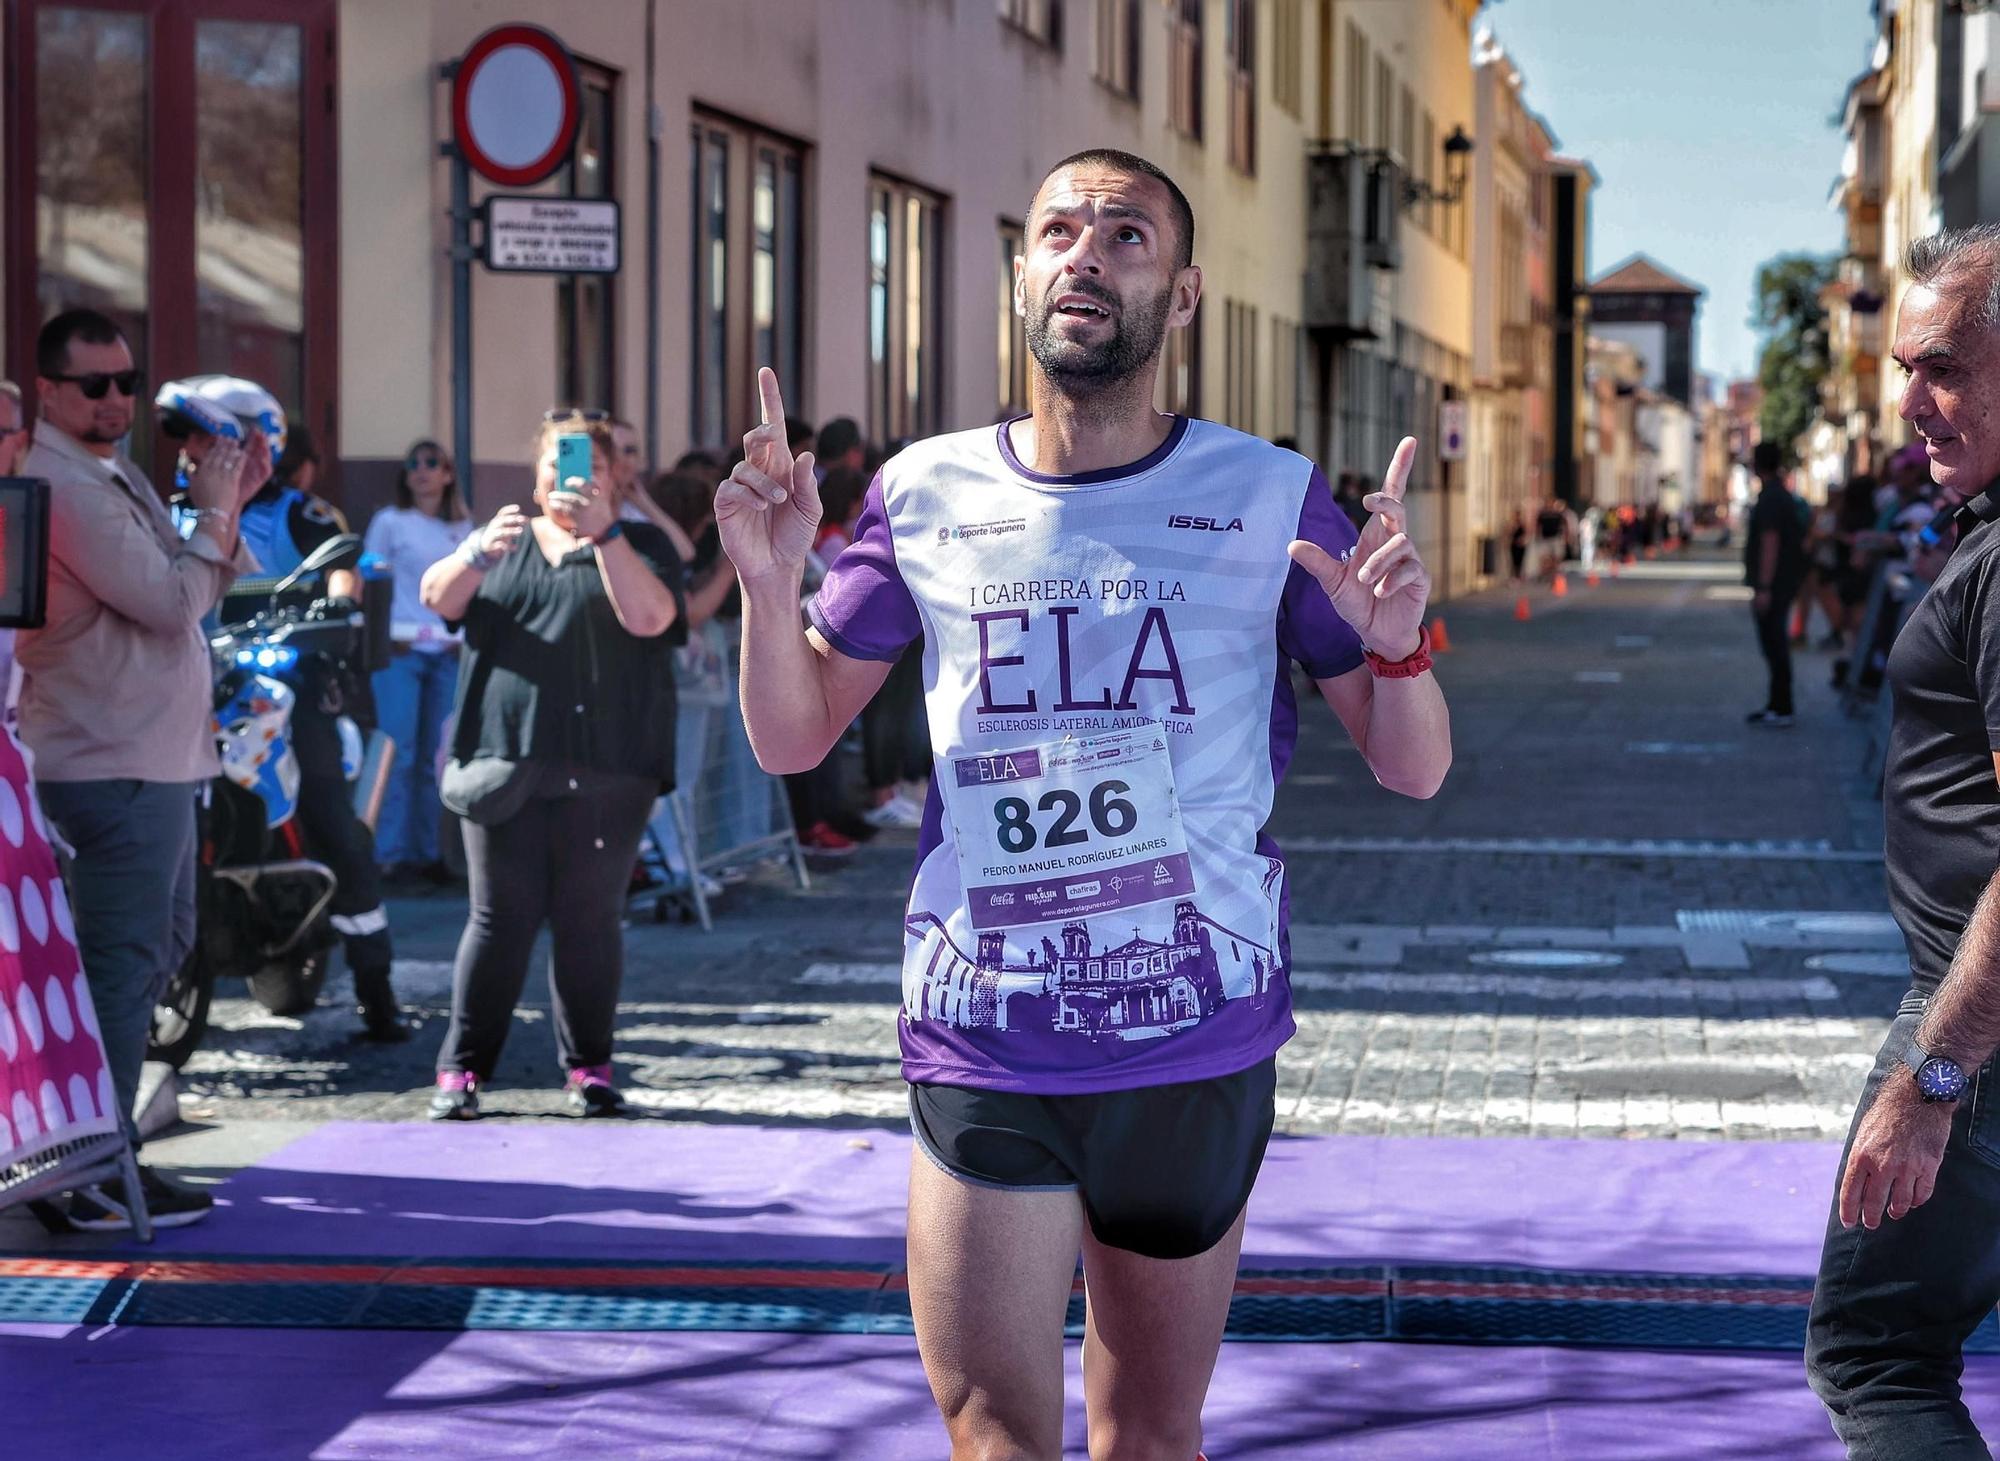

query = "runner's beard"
[{"left": 1025, "top": 279, "right": 1175, "bottom": 394}]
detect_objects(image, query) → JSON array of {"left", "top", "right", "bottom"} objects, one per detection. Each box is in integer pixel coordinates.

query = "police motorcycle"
[{"left": 146, "top": 384, "right": 393, "bottom": 1068}]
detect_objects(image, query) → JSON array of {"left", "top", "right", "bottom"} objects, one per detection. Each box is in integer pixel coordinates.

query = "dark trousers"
[
  {"left": 293, "top": 704, "right": 393, "bottom": 996},
  {"left": 39, "top": 779, "right": 198, "bottom": 1146},
  {"left": 1755, "top": 593, "right": 1797, "bottom": 714},
  {"left": 438, "top": 765, "right": 654, "bottom": 1079},
  {"left": 863, "top": 648, "right": 929, "bottom": 791},
  {"left": 1807, "top": 995, "right": 2000, "bottom": 1457}
]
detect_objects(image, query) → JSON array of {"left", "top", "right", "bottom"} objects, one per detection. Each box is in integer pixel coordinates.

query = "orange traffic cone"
[
  {"left": 1515, "top": 596, "right": 1532, "bottom": 622},
  {"left": 1586, "top": 571, "right": 1601, "bottom": 588},
  {"left": 1552, "top": 573, "right": 1569, "bottom": 597},
  {"left": 1429, "top": 617, "right": 1452, "bottom": 653}
]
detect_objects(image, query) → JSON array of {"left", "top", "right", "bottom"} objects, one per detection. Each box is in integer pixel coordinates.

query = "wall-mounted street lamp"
[{"left": 1403, "top": 125, "right": 1475, "bottom": 214}]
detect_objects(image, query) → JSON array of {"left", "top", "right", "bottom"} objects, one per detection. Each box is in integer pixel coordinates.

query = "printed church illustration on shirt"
[{"left": 904, "top": 889, "right": 1278, "bottom": 1043}]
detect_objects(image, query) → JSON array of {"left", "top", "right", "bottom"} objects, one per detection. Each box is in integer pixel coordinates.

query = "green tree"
[{"left": 1751, "top": 252, "right": 1838, "bottom": 459}]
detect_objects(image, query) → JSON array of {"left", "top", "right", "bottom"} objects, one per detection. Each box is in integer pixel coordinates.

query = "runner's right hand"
[
  {"left": 717, "top": 368, "right": 821, "bottom": 584},
  {"left": 475, "top": 504, "right": 528, "bottom": 558}
]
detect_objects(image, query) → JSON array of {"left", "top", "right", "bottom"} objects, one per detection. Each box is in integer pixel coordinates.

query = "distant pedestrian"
[
  {"left": 1806, "top": 225, "right": 2000, "bottom": 1458},
  {"left": 420, "top": 412, "right": 685, "bottom": 1120},
  {"left": 1743, "top": 441, "right": 1807, "bottom": 728},
  {"left": 816, "top": 417, "right": 866, "bottom": 481},
  {"left": 1333, "top": 472, "right": 1368, "bottom": 529},
  {"left": 365, "top": 439, "right": 472, "bottom": 882},
  {"left": 1536, "top": 497, "right": 1567, "bottom": 579},
  {"left": 1506, "top": 509, "right": 1529, "bottom": 586}
]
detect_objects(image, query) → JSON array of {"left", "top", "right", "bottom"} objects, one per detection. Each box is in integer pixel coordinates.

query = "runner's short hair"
[{"left": 1035, "top": 149, "right": 1195, "bottom": 273}]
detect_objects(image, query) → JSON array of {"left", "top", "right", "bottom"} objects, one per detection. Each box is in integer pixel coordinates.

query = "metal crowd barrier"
[{"left": 631, "top": 619, "right": 807, "bottom": 929}]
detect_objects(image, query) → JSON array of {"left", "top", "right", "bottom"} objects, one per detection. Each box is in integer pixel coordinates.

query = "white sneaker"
[{"left": 865, "top": 795, "right": 925, "bottom": 829}]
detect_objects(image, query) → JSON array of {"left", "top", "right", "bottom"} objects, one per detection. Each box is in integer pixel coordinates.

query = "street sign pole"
[
  {"left": 442, "top": 110, "right": 476, "bottom": 509},
  {"left": 442, "top": 23, "right": 583, "bottom": 511}
]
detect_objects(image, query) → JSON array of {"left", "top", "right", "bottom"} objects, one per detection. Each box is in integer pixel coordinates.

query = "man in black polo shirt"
[
  {"left": 1745, "top": 440, "right": 1808, "bottom": 727},
  {"left": 1808, "top": 223, "right": 2000, "bottom": 1457}
]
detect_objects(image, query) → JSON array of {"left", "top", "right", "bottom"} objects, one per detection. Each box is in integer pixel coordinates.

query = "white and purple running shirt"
[{"left": 808, "top": 415, "right": 1364, "bottom": 1095}]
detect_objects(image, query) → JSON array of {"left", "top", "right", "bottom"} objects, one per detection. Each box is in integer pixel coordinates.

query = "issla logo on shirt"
[{"left": 1167, "top": 514, "right": 1244, "bottom": 533}]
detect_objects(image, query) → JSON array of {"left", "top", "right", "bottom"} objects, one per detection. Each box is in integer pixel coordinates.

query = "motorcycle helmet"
[{"left": 154, "top": 374, "right": 288, "bottom": 471}]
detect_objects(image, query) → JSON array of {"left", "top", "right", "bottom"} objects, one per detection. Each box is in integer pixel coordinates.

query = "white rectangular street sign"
[
  {"left": 1438, "top": 399, "right": 1468, "bottom": 461},
  {"left": 483, "top": 196, "right": 621, "bottom": 274}
]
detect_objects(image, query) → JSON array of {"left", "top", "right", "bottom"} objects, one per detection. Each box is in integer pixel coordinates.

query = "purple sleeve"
[
  {"left": 1277, "top": 466, "right": 1367, "bottom": 679},
  {"left": 805, "top": 471, "right": 922, "bottom": 662}
]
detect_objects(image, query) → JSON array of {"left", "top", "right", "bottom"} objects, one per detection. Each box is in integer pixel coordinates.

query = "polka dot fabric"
[{"left": 0, "top": 727, "right": 117, "bottom": 1169}]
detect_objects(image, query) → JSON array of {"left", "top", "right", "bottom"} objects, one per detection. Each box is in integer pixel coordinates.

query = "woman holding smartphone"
[{"left": 418, "top": 412, "right": 685, "bottom": 1119}]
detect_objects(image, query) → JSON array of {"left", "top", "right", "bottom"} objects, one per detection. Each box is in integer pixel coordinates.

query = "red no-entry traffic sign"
[{"left": 450, "top": 24, "right": 580, "bottom": 188}]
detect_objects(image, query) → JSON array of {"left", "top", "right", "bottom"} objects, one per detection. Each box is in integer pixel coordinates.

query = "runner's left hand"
[{"left": 1289, "top": 437, "right": 1429, "bottom": 661}]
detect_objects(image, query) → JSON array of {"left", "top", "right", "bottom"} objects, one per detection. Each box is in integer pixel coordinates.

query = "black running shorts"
[{"left": 908, "top": 1057, "right": 1277, "bottom": 1261}]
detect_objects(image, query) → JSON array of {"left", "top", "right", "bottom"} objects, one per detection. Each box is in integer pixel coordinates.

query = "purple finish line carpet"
[{"left": 7, "top": 1122, "right": 2000, "bottom": 1458}]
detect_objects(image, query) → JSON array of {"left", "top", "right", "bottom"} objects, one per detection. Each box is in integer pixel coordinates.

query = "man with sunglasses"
[{"left": 14, "top": 309, "right": 263, "bottom": 1230}]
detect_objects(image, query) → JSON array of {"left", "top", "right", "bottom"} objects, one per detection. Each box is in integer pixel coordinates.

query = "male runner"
[{"left": 720, "top": 149, "right": 1452, "bottom": 1461}]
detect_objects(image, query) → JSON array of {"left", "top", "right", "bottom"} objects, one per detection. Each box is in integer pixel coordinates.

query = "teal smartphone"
[{"left": 556, "top": 432, "right": 594, "bottom": 488}]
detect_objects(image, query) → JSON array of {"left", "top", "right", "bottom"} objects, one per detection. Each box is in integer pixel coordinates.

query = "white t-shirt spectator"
[{"left": 363, "top": 506, "right": 474, "bottom": 649}]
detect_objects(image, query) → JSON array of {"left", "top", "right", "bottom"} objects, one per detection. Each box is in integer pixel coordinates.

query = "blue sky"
[{"left": 1478, "top": 0, "right": 1875, "bottom": 388}]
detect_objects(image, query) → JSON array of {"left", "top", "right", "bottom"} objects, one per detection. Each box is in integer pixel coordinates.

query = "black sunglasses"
[
  {"left": 542, "top": 407, "right": 610, "bottom": 423},
  {"left": 406, "top": 452, "right": 447, "bottom": 470},
  {"left": 49, "top": 369, "right": 143, "bottom": 400}
]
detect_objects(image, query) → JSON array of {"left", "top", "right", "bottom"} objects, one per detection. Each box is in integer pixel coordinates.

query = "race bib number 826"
[{"left": 948, "top": 728, "right": 1196, "bottom": 931}]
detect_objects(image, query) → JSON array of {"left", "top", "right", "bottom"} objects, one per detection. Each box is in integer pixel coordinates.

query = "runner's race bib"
[{"left": 949, "top": 728, "right": 1196, "bottom": 932}]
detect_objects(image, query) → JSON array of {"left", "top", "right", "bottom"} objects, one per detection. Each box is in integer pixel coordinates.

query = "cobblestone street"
[{"left": 164, "top": 549, "right": 1901, "bottom": 1148}]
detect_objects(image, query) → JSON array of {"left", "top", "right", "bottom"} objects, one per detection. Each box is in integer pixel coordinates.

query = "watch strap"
[{"left": 1362, "top": 623, "right": 1434, "bottom": 679}]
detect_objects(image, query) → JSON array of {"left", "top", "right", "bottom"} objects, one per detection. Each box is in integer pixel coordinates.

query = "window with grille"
[
  {"left": 869, "top": 174, "right": 947, "bottom": 445},
  {"left": 687, "top": 112, "right": 809, "bottom": 450},
  {"left": 1226, "top": 0, "right": 1256, "bottom": 174},
  {"left": 1093, "top": 0, "right": 1139, "bottom": 99},
  {"left": 1272, "top": 0, "right": 1302, "bottom": 119},
  {"left": 1224, "top": 299, "right": 1259, "bottom": 433},
  {"left": 1168, "top": 0, "right": 1203, "bottom": 140},
  {"left": 558, "top": 63, "right": 618, "bottom": 415},
  {"left": 1158, "top": 298, "right": 1202, "bottom": 416},
  {"left": 998, "top": 220, "right": 1029, "bottom": 417},
  {"left": 1272, "top": 316, "right": 1298, "bottom": 441},
  {"left": 999, "top": 0, "right": 1062, "bottom": 47},
  {"left": 1374, "top": 57, "right": 1393, "bottom": 153}
]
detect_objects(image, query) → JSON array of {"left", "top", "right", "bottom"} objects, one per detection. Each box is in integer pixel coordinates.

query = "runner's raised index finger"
[
  {"left": 757, "top": 367, "right": 787, "bottom": 429},
  {"left": 1379, "top": 437, "right": 1417, "bottom": 503}
]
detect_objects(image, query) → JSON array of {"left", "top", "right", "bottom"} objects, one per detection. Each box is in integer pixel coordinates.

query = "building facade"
[
  {"left": 1467, "top": 27, "right": 1564, "bottom": 584},
  {"left": 1300, "top": 0, "right": 1480, "bottom": 595},
  {"left": 1586, "top": 254, "right": 1703, "bottom": 411},
  {"left": 4, "top": 0, "right": 1588, "bottom": 602}
]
